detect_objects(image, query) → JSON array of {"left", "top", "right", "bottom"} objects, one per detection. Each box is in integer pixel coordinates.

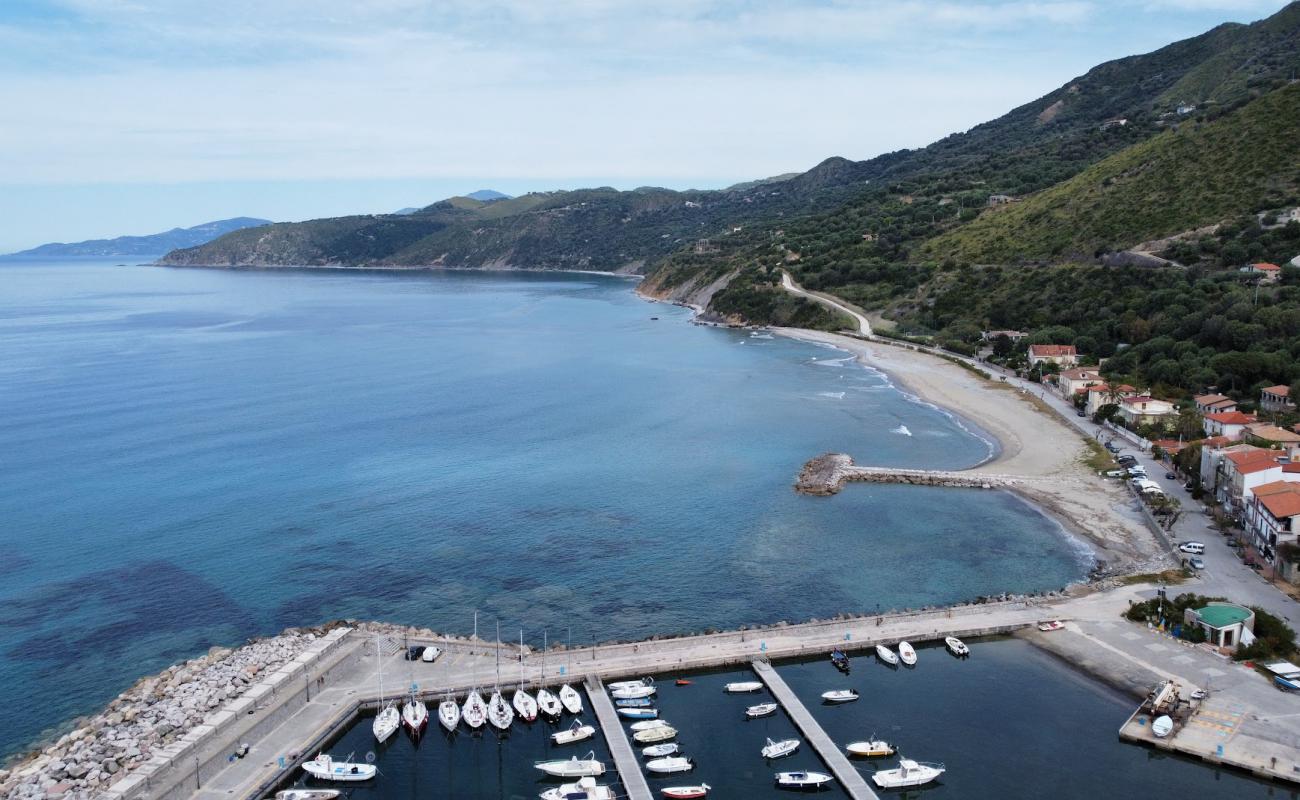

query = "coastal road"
[{"left": 780, "top": 271, "right": 872, "bottom": 335}]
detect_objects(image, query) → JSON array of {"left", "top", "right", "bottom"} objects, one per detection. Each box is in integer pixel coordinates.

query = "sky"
[{"left": 0, "top": 0, "right": 1290, "bottom": 252}]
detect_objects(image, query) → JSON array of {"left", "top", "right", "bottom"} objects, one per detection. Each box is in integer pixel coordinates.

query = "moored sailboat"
[{"left": 371, "top": 637, "right": 399, "bottom": 744}]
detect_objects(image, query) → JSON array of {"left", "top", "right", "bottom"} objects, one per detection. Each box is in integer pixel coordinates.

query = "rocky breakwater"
[
  {"left": 0, "top": 627, "right": 337, "bottom": 800},
  {"left": 795, "top": 452, "right": 855, "bottom": 495},
  {"left": 796, "top": 452, "right": 1027, "bottom": 495}
]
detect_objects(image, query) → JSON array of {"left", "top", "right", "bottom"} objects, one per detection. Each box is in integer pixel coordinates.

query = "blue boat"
[
  {"left": 617, "top": 707, "right": 659, "bottom": 719},
  {"left": 1274, "top": 676, "right": 1300, "bottom": 692},
  {"left": 616, "top": 697, "right": 653, "bottom": 708}
]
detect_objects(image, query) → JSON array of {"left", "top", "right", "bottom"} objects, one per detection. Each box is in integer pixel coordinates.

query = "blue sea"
[{"left": 0, "top": 260, "right": 1091, "bottom": 758}]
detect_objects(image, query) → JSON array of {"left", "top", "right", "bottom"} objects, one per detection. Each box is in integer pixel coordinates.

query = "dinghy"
[
  {"left": 513, "top": 688, "right": 539, "bottom": 723},
  {"left": 1037, "top": 620, "right": 1065, "bottom": 632},
  {"left": 538, "top": 687, "right": 564, "bottom": 718},
  {"left": 944, "top": 636, "right": 969, "bottom": 657},
  {"left": 463, "top": 689, "right": 487, "bottom": 730},
  {"left": 488, "top": 690, "right": 514, "bottom": 730},
  {"left": 642, "top": 742, "right": 680, "bottom": 757},
  {"left": 611, "top": 685, "right": 656, "bottom": 700},
  {"left": 1152, "top": 715, "right": 1174, "bottom": 738},
  {"left": 301, "top": 754, "right": 376, "bottom": 782},
  {"left": 560, "top": 683, "right": 584, "bottom": 714},
  {"left": 538, "top": 777, "right": 615, "bottom": 800},
  {"left": 875, "top": 644, "right": 898, "bottom": 666},
  {"left": 630, "top": 719, "right": 670, "bottom": 731},
  {"left": 762, "top": 737, "right": 800, "bottom": 759},
  {"left": 633, "top": 726, "right": 678, "bottom": 743},
  {"left": 820, "top": 690, "right": 858, "bottom": 703},
  {"left": 746, "top": 702, "right": 778, "bottom": 719},
  {"left": 723, "top": 681, "right": 764, "bottom": 693},
  {"left": 276, "top": 790, "right": 341, "bottom": 800},
  {"left": 871, "top": 759, "right": 945, "bottom": 788},
  {"left": 618, "top": 707, "right": 658, "bottom": 719},
  {"left": 552, "top": 720, "right": 596, "bottom": 745},
  {"left": 661, "top": 785, "right": 710, "bottom": 799},
  {"left": 646, "top": 756, "right": 694, "bottom": 774},
  {"left": 535, "top": 751, "right": 606, "bottom": 778},
  {"left": 617, "top": 697, "right": 653, "bottom": 707},
  {"left": 898, "top": 641, "right": 917, "bottom": 666},
  {"left": 438, "top": 696, "right": 460, "bottom": 732},
  {"left": 401, "top": 697, "right": 428, "bottom": 735},
  {"left": 675, "top": 679, "right": 693, "bottom": 686},
  {"left": 845, "top": 739, "right": 894, "bottom": 758},
  {"left": 775, "top": 771, "right": 833, "bottom": 789}
]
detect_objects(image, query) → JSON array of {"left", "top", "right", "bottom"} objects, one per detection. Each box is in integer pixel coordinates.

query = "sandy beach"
[{"left": 775, "top": 327, "right": 1167, "bottom": 576}]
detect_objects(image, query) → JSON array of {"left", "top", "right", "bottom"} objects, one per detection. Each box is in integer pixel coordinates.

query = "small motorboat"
[
  {"left": 875, "top": 644, "right": 898, "bottom": 666},
  {"left": 553, "top": 719, "right": 597, "bottom": 745},
  {"left": 1038, "top": 620, "right": 1065, "bottom": 632},
  {"left": 945, "top": 636, "right": 970, "bottom": 657},
  {"left": 642, "top": 742, "right": 680, "bottom": 757},
  {"left": 539, "top": 777, "right": 616, "bottom": 800},
  {"left": 421, "top": 646, "right": 441, "bottom": 663},
  {"left": 514, "top": 689, "right": 539, "bottom": 723},
  {"left": 463, "top": 690, "right": 487, "bottom": 730},
  {"left": 898, "top": 641, "right": 917, "bottom": 666},
  {"left": 830, "top": 649, "right": 850, "bottom": 673},
  {"left": 276, "top": 791, "right": 341, "bottom": 800},
  {"left": 373, "top": 702, "right": 399, "bottom": 744},
  {"left": 871, "top": 759, "right": 945, "bottom": 788},
  {"left": 661, "top": 784, "right": 710, "bottom": 799},
  {"left": 608, "top": 678, "right": 654, "bottom": 691},
  {"left": 675, "top": 679, "right": 693, "bottom": 686},
  {"left": 746, "top": 702, "right": 778, "bottom": 719},
  {"left": 633, "top": 726, "right": 678, "bottom": 743},
  {"left": 723, "top": 681, "right": 764, "bottom": 693},
  {"left": 619, "top": 706, "right": 658, "bottom": 719},
  {"left": 560, "top": 683, "right": 584, "bottom": 714},
  {"left": 762, "top": 737, "right": 801, "bottom": 759},
  {"left": 612, "top": 685, "right": 657, "bottom": 700},
  {"left": 438, "top": 697, "right": 460, "bottom": 732},
  {"left": 535, "top": 751, "right": 606, "bottom": 778},
  {"left": 630, "top": 719, "right": 670, "bottom": 731},
  {"left": 617, "top": 697, "right": 653, "bottom": 707},
  {"left": 775, "top": 771, "right": 833, "bottom": 790},
  {"left": 1190, "top": 688, "right": 1208, "bottom": 700},
  {"left": 646, "top": 756, "right": 694, "bottom": 774},
  {"left": 1152, "top": 715, "right": 1174, "bottom": 738},
  {"left": 488, "top": 691, "right": 514, "bottom": 730},
  {"left": 402, "top": 698, "right": 428, "bottom": 735},
  {"left": 846, "top": 739, "right": 894, "bottom": 758},
  {"left": 301, "top": 754, "right": 376, "bottom": 782},
  {"left": 821, "top": 690, "right": 859, "bottom": 704},
  {"left": 538, "top": 688, "right": 564, "bottom": 718}
]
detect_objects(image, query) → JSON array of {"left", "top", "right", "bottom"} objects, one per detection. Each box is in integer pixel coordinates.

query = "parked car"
[
  {"left": 1105, "top": 469, "right": 1127, "bottom": 478},
  {"left": 1189, "top": 556, "right": 1206, "bottom": 570},
  {"left": 1179, "top": 542, "right": 1205, "bottom": 554},
  {"left": 1184, "top": 481, "right": 1196, "bottom": 491},
  {"left": 1076, "top": 410, "right": 1086, "bottom": 417},
  {"left": 1165, "top": 472, "right": 1176, "bottom": 480},
  {"left": 1105, "top": 443, "right": 1120, "bottom": 453}
]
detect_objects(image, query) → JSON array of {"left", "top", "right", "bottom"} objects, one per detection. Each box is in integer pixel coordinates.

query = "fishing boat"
[
  {"left": 633, "top": 726, "right": 678, "bottom": 743},
  {"left": 514, "top": 688, "right": 539, "bottom": 723},
  {"left": 463, "top": 689, "right": 487, "bottom": 730},
  {"left": 1038, "top": 620, "right": 1065, "bottom": 632},
  {"left": 538, "top": 687, "right": 564, "bottom": 718},
  {"left": 830, "top": 649, "right": 850, "bottom": 673},
  {"left": 552, "top": 719, "right": 597, "bottom": 745},
  {"left": 871, "top": 759, "right": 945, "bottom": 788},
  {"left": 661, "top": 785, "right": 710, "bottom": 799},
  {"left": 617, "top": 697, "right": 653, "bottom": 707},
  {"left": 675, "top": 679, "right": 693, "bottom": 686},
  {"left": 1152, "top": 715, "right": 1174, "bottom": 738},
  {"left": 630, "top": 719, "right": 670, "bottom": 731},
  {"left": 560, "top": 683, "right": 584, "bottom": 714},
  {"left": 618, "top": 707, "right": 658, "bottom": 719},
  {"left": 944, "top": 636, "right": 969, "bottom": 657},
  {"left": 372, "top": 638, "right": 399, "bottom": 744},
  {"left": 761, "top": 738, "right": 800, "bottom": 759},
  {"left": 846, "top": 739, "right": 894, "bottom": 758},
  {"left": 538, "top": 777, "right": 616, "bottom": 800},
  {"left": 898, "top": 641, "right": 917, "bottom": 666},
  {"left": 534, "top": 751, "right": 606, "bottom": 778},
  {"left": 489, "top": 622, "right": 515, "bottom": 730},
  {"left": 723, "top": 681, "right": 764, "bottom": 693},
  {"left": 301, "top": 754, "right": 376, "bottom": 782},
  {"left": 746, "top": 702, "right": 778, "bottom": 719},
  {"left": 774, "top": 771, "right": 833, "bottom": 790},
  {"left": 642, "top": 743, "right": 680, "bottom": 757},
  {"left": 820, "top": 690, "right": 858, "bottom": 703},
  {"left": 401, "top": 696, "right": 428, "bottom": 736},
  {"left": 608, "top": 677, "right": 654, "bottom": 691},
  {"left": 611, "top": 685, "right": 656, "bottom": 700},
  {"left": 646, "top": 756, "right": 694, "bottom": 774},
  {"left": 875, "top": 644, "right": 898, "bottom": 666},
  {"left": 438, "top": 695, "right": 460, "bottom": 732},
  {"left": 276, "top": 790, "right": 341, "bottom": 800}
]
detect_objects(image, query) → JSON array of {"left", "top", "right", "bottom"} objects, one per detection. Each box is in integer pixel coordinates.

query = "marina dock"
[
  {"left": 751, "top": 660, "right": 879, "bottom": 800},
  {"left": 585, "top": 676, "right": 653, "bottom": 800}
]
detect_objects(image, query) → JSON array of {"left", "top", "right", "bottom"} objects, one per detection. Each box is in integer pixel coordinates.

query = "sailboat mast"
[
  {"left": 495, "top": 620, "right": 501, "bottom": 690},
  {"left": 376, "top": 635, "right": 384, "bottom": 704},
  {"left": 542, "top": 630, "right": 547, "bottom": 683}
]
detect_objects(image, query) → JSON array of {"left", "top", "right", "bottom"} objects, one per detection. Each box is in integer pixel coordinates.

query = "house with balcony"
[
  {"left": 1027, "top": 344, "right": 1078, "bottom": 368},
  {"left": 1261, "top": 385, "right": 1294, "bottom": 414},
  {"left": 1203, "top": 410, "right": 1258, "bottom": 440},
  {"left": 1057, "top": 367, "right": 1105, "bottom": 399},
  {"left": 1245, "top": 481, "right": 1300, "bottom": 571},
  {"left": 1084, "top": 383, "right": 1137, "bottom": 415},
  {"left": 1223, "top": 448, "right": 1285, "bottom": 514},
  {"left": 1116, "top": 395, "right": 1177, "bottom": 429}
]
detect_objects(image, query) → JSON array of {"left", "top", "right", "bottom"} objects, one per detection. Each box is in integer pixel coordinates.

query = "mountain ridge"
[{"left": 6, "top": 217, "right": 271, "bottom": 259}]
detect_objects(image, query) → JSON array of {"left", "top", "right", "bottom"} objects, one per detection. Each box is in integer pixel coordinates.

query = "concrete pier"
[
  {"left": 585, "top": 676, "right": 654, "bottom": 800},
  {"left": 795, "top": 452, "right": 1036, "bottom": 495},
  {"left": 752, "top": 660, "right": 879, "bottom": 800}
]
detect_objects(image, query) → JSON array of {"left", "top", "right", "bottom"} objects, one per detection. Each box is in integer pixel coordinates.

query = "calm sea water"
[{"left": 0, "top": 260, "right": 1091, "bottom": 757}]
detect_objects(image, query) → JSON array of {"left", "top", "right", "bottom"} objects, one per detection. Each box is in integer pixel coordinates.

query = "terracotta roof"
[
  {"left": 1059, "top": 367, "right": 1101, "bottom": 380},
  {"left": 1239, "top": 460, "right": 1284, "bottom": 475},
  {"left": 1205, "top": 411, "right": 1257, "bottom": 425},
  {"left": 1195, "top": 393, "right": 1232, "bottom": 404},
  {"left": 1255, "top": 480, "right": 1300, "bottom": 497},
  {"left": 1253, "top": 262, "right": 1282, "bottom": 271},
  {"left": 1262, "top": 385, "right": 1291, "bottom": 397},
  {"left": 1285, "top": 464, "right": 1300, "bottom": 474},
  {"left": 1201, "top": 436, "right": 1232, "bottom": 448},
  {"left": 1029, "top": 344, "right": 1076, "bottom": 357},
  {"left": 1247, "top": 424, "right": 1300, "bottom": 443},
  {"left": 1225, "top": 448, "right": 1278, "bottom": 469},
  {"left": 1259, "top": 487, "right": 1300, "bottom": 519},
  {"left": 1120, "top": 395, "right": 1168, "bottom": 406}
]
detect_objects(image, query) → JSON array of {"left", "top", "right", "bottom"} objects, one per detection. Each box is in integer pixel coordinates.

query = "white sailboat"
[
  {"left": 559, "top": 683, "right": 583, "bottom": 714},
  {"left": 462, "top": 612, "right": 487, "bottom": 730},
  {"left": 489, "top": 621, "right": 515, "bottom": 731},
  {"left": 898, "top": 641, "right": 917, "bottom": 666},
  {"left": 401, "top": 694, "right": 428, "bottom": 736},
  {"left": 438, "top": 693, "right": 461, "bottom": 732},
  {"left": 371, "top": 637, "right": 399, "bottom": 744},
  {"left": 514, "top": 630, "right": 538, "bottom": 722}
]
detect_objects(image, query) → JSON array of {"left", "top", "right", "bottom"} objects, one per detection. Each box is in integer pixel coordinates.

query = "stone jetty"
[{"left": 795, "top": 452, "right": 1034, "bottom": 495}]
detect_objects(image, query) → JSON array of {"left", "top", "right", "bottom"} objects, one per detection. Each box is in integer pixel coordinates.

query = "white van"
[{"left": 1179, "top": 542, "right": 1205, "bottom": 555}]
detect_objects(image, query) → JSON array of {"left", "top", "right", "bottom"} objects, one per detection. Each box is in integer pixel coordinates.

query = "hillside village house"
[
  {"left": 1242, "top": 262, "right": 1282, "bottom": 283},
  {"left": 1194, "top": 393, "right": 1237, "bottom": 415},
  {"left": 1027, "top": 344, "right": 1078, "bottom": 368},
  {"left": 1261, "top": 385, "right": 1294, "bottom": 413},
  {"left": 1116, "top": 395, "right": 1177, "bottom": 428},
  {"left": 1200, "top": 438, "right": 1244, "bottom": 495},
  {"left": 1246, "top": 424, "right": 1300, "bottom": 459},
  {"left": 1203, "top": 410, "right": 1258, "bottom": 440},
  {"left": 1223, "top": 448, "right": 1287, "bottom": 514},
  {"left": 1245, "top": 481, "right": 1300, "bottom": 573},
  {"left": 1057, "top": 367, "right": 1104, "bottom": 398},
  {"left": 1084, "top": 383, "right": 1137, "bottom": 415}
]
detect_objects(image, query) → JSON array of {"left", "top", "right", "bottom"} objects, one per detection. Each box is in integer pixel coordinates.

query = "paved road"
[{"left": 780, "top": 271, "right": 872, "bottom": 335}]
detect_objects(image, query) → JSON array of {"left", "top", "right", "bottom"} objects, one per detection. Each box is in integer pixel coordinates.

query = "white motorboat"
[
  {"left": 618, "top": 706, "right": 658, "bottom": 719},
  {"left": 944, "top": 636, "right": 970, "bottom": 657},
  {"left": 538, "top": 687, "right": 564, "bottom": 718},
  {"left": 552, "top": 719, "right": 597, "bottom": 745},
  {"left": 775, "top": 771, "right": 833, "bottom": 789},
  {"left": 535, "top": 751, "right": 606, "bottom": 778},
  {"left": 642, "top": 742, "right": 680, "bottom": 757},
  {"left": 401, "top": 697, "right": 428, "bottom": 735},
  {"left": 762, "top": 737, "right": 800, "bottom": 759},
  {"left": 301, "top": 754, "right": 376, "bottom": 782},
  {"left": 463, "top": 689, "right": 487, "bottom": 730},
  {"left": 746, "top": 702, "right": 778, "bottom": 719},
  {"left": 617, "top": 697, "right": 653, "bottom": 707},
  {"left": 871, "top": 759, "right": 945, "bottom": 788},
  {"left": 821, "top": 690, "right": 859, "bottom": 703},
  {"left": 898, "top": 641, "right": 917, "bottom": 666},
  {"left": 1152, "top": 715, "right": 1174, "bottom": 738},
  {"left": 608, "top": 677, "right": 654, "bottom": 691},
  {"left": 660, "top": 785, "right": 710, "bottom": 799},
  {"left": 875, "top": 644, "right": 898, "bottom": 666},
  {"left": 560, "top": 683, "right": 584, "bottom": 714},
  {"left": 1038, "top": 620, "right": 1065, "bottom": 632},
  {"left": 514, "top": 688, "right": 539, "bottom": 723},
  {"left": 421, "top": 646, "right": 441, "bottom": 663},
  {"left": 371, "top": 637, "right": 399, "bottom": 743},
  {"left": 630, "top": 719, "right": 670, "bottom": 731},
  {"left": 846, "top": 739, "right": 894, "bottom": 757},
  {"left": 633, "top": 725, "right": 678, "bottom": 743},
  {"left": 488, "top": 690, "right": 514, "bottom": 730},
  {"left": 438, "top": 696, "right": 460, "bottom": 732},
  {"left": 611, "top": 685, "right": 656, "bottom": 700},
  {"left": 723, "top": 681, "right": 764, "bottom": 693},
  {"left": 276, "top": 791, "right": 341, "bottom": 800},
  {"left": 539, "top": 777, "right": 616, "bottom": 800},
  {"left": 646, "top": 756, "right": 694, "bottom": 774}
]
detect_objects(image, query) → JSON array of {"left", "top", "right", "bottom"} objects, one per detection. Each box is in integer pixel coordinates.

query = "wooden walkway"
[
  {"left": 752, "top": 660, "right": 879, "bottom": 800},
  {"left": 586, "top": 675, "right": 654, "bottom": 800}
]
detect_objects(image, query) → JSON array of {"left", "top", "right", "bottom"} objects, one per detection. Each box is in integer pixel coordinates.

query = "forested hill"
[{"left": 5, "top": 217, "right": 270, "bottom": 259}]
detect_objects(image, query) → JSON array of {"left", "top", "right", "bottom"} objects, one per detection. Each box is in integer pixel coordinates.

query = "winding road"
[{"left": 779, "top": 270, "right": 872, "bottom": 335}]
